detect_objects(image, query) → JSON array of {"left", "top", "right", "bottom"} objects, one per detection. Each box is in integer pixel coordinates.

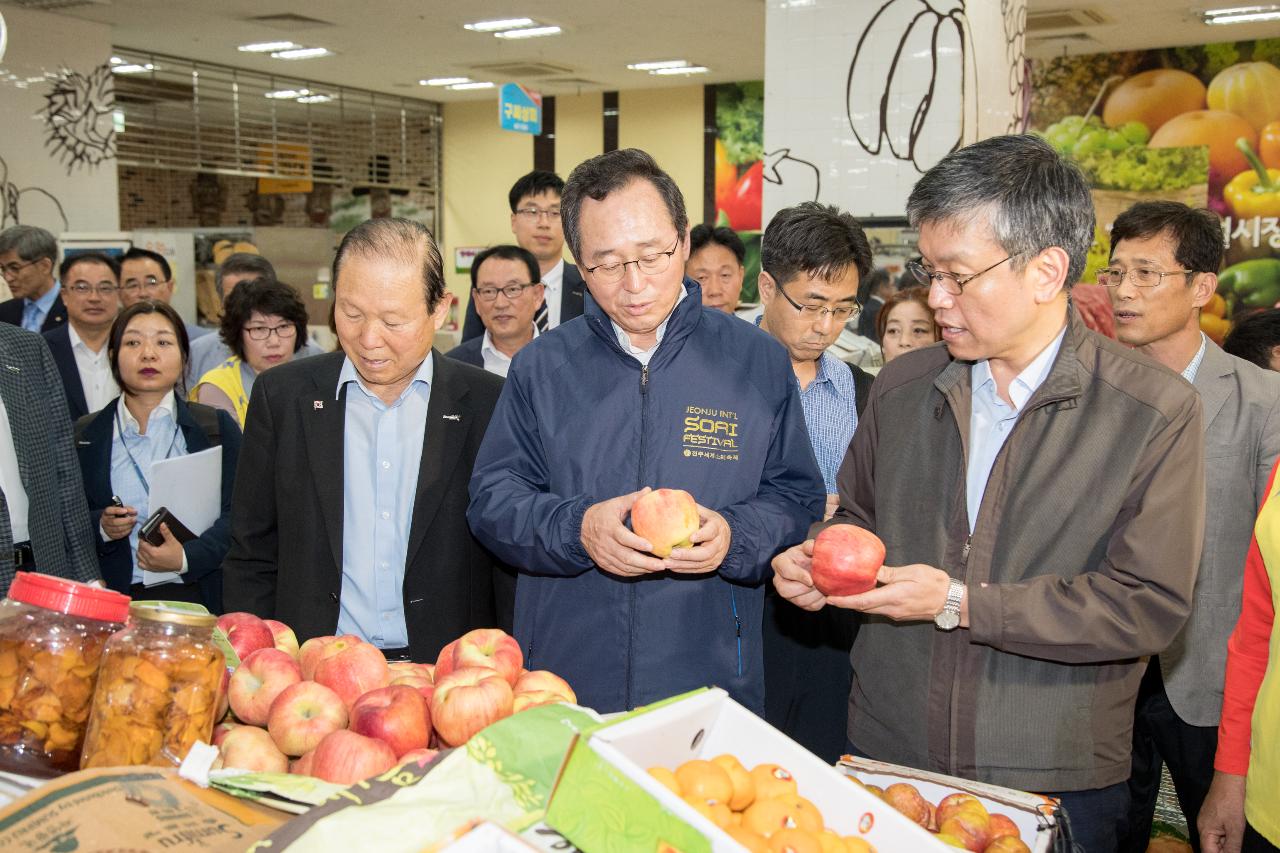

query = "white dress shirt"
[
  {"left": 480, "top": 326, "right": 538, "bottom": 378},
  {"left": 68, "top": 325, "right": 119, "bottom": 413},
  {"left": 542, "top": 259, "right": 565, "bottom": 329},
  {"left": 0, "top": 394, "right": 30, "bottom": 543},
  {"left": 611, "top": 286, "right": 688, "bottom": 367}
]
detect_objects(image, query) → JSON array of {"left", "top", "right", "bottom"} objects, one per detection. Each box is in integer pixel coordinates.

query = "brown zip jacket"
[{"left": 827, "top": 310, "right": 1205, "bottom": 792}]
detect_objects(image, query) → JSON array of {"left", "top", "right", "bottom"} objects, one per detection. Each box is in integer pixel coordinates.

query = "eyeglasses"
[
  {"left": 473, "top": 282, "right": 538, "bottom": 301},
  {"left": 1095, "top": 267, "right": 1195, "bottom": 288},
  {"left": 243, "top": 323, "right": 297, "bottom": 341},
  {"left": 773, "top": 276, "right": 861, "bottom": 322},
  {"left": 585, "top": 238, "right": 680, "bottom": 283},
  {"left": 67, "top": 282, "right": 119, "bottom": 296},
  {"left": 121, "top": 276, "right": 169, "bottom": 293},
  {"left": 0, "top": 259, "right": 39, "bottom": 279},
  {"left": 515, "top": 207, "right": 561, "bottom": 222},
  {"left": 907, "top": 256, "right": 1015, "bottom": 295}
]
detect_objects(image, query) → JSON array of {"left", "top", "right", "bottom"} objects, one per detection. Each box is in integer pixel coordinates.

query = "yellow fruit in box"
[
  {"left": 751, "top": 762, "right": 799, "bottom": 800},
  {"left": 648, "top": 766, "right": 682, "bottom": 797},
  {"left": 768, "top": 828, "right": 823, "bottom": 853},
  {"left": 675, "top": 759, "right": 733, "bottom": 805},
  {"left": 712, "top": 753, "right": 757, "bottom": 810}
]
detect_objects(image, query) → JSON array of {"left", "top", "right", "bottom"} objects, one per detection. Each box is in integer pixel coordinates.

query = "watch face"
[{"left": 934, "top": 610, "right": 960, "bottom": 631}]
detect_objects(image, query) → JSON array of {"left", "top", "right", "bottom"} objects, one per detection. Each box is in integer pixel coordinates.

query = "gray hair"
[
  {"left": 216, "top": 253, "right": 276, "bottom": 297},
  {"left": 561, "top": 148, "right": 688, "bottom": 264},
  {"left": 905, "top": 134, "right": 1094, "bottom": 288},
  {"left": 332, "top": 218, "right": 445, "bottom": 310},
  {"left": 0, "top": 225, "right": 57, "bottom": 265}
]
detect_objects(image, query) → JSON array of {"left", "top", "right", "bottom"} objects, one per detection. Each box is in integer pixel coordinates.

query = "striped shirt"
[{"left": 798, "top": 352, "right": 858, "bottom": 492}]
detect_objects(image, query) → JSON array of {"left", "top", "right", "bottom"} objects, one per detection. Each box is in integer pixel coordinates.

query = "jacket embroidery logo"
[{"left": 682, "top": 405, "right": 740, "bottom": 462}]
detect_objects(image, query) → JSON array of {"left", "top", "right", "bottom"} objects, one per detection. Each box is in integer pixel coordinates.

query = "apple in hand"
[
  {"left": 430, "top": 666, "right": 514, "bottom": 747},
  {"left": 267, "top": 680, "right": 349, "bottom": 756},
  {"left": 349, "top": 684, "right": 432, "bottom": 758},
  {"left": 216, "top": 725, "right": 289, "bottom": 773},
  {"left": 217, "top": 612, "right": 276, "bottom": 661},
  {"left": 809, "top": 524, "right": 885, "bottom": 597},
  {"left": 314, "top": 642, "right": 390, "bottom": 707},
  {"left": 229, "top": 648, "right": 302, "bottom": 726},
  {"left": 264, "top": 619, "right": 300, "bottom": 659},
  {"left": 309, "top": 729, "right": 397, "bottom": 786},
  {"left": 451, "top": 628, "right": 523, "bottom": 685},
  {"left": 630, "top": 488, "right": 699, "bottom": 558}
]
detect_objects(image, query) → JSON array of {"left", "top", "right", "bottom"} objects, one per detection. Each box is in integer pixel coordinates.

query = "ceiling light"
[
  {"left": 111, "top": 63, "right": 155, "bottom": 74},
  {"left": 297, "top": 94, "right": 332, "bottom": 104},
  {"left": 627, "top": 60, "right": 690, "bottom": 71},
  {"left": 651, "top": 65, "right": 709, "bottom": 76},
  {"left": 238, "top": 41, "right": 299, "bottom": 53},
  {"left": 464, "top": 17, "right": 534, "bottom": 32},
  {"left": 494, "top": 25, "right": 561, "bottom": 39},
  {"left": 1204, "top": 4, "right": 1280, "bottom": 23},
  {"left": 265, "top": 88, "right": 310, "bottom": 99},
  {"left": 270, "top": 47, "right": 332, "bottom": 60},
  {"left": 448, "top": 81, "right": 496, "bottom": 90},
  {"left": 420, "top": 77, "right": 471, "bottom": 86}
]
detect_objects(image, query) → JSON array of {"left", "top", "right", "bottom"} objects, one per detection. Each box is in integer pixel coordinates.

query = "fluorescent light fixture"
[
  {"left": 270, "top": 46, "right": 332, "bottom": 60},
  {"left": 627, "top": 60, "right": 689, "bottom": 71},
  {"left": 265, "top": 88, "right": 310, "bottom": 99},
  {"left": 109, "top": 56, "right": 123, "bottom": 65},
  {"left": 420, "top": 77, "right": 471, "bottom": 86},
  {"left": 111, "top": 63, "right": 155, "bottom": 74},
  {"left": 651, "top": 65, "right": 709, "bottom": 76},
  {"left": 1204, "top": 4, "right": 1280, "bottom": 23},
  {"left": 464, "top": 17, "right": 534, "bottom": 31},
  {"left": 448, "top": 81, "right": 496, "bottom": 90},
  {"left": 297, "top": 94, "right": 332, "bottom": 104},
  {"left": 238, "top": 41, "right": 299, "bottom": 53},
  {"left": 494, "top": 25, "right": 561, "bottom": 39}
]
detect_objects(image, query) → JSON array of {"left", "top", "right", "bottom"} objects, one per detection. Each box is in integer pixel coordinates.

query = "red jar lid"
[{"left": 8, "top": 572, "right": 130, "bottom": 624}]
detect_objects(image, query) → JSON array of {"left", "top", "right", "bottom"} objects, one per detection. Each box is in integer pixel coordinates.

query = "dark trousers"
[
  {"left": 1245, "top": 823, "right": 1280, "bottom": 853},
  {"left": 1120, "top": 660, "right": 1218, "bottom": 853}
]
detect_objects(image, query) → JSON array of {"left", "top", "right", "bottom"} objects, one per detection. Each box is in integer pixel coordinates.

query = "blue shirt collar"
[
  {"left": 971, "top": 324, "right": 1067, "bottom": 412},
  {"left": 336, "top": 350, "right": 434, "bottom": 402},
  {"left": 29, "top": 280, "right": 60, "bottom": 312}
]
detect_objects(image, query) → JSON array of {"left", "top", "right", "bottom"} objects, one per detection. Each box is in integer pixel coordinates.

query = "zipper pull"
[
  {"left": 961, "top": 537, "right": 972, "bottom": 561},
  {"left": 640, "top": 364, "right": 649, "bottom": 391}
]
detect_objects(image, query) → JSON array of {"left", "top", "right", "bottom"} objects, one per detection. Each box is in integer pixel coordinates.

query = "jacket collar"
[
  {"left": 1192, "top": 339, "right": 1236, "bottom": 430},
  {"left": 584, "top": 277, "right": 705, "bottom": 367}
]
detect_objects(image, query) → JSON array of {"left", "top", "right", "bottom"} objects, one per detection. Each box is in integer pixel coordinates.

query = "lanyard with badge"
[{"left": 115, "top": 404, "right": 181, "bottom": 495}]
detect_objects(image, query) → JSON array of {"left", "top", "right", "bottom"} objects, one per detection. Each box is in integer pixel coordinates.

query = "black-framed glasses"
[
  {"left": 243, "top": 323, "right": 297, "bottom": 341},
  {"left": 67, "top": 282, "right": 119, "bottom": 296},
  {"left": 474, "top": 282, "right": 538, "bottom": 301},
  {"left": 121, "top": 276, "right": 169, "bottom": 293},
  {"left": 1096, "top": 267, "right": 1195, "bottom": 288},
  {"left": 515, "top": 206, "right": 561, "bottom": 221},
  {"left": 772, "top": 275, "right": 861, "bottom": 322},
  {"left": 585, "top": 237, "right": 680, "bottom": 283},
  {"left": 0, "top": 259, "right": 39, "bottom": 279},
  {"left": 908, "top": 255, "right": 1015, "bottom": 295}
]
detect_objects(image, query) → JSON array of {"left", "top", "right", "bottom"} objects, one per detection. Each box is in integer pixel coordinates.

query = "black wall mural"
[
  {"left": 42, "top": 62, "right": 116, "bottom": 174},
  {"left": 1, "top": 155, "right": 69, "bottom": 231}
]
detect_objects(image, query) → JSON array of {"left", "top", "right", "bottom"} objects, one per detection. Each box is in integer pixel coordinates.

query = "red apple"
[
  {"left": 229, "top": 648, "right": 302, "bottom": 726},
  {"left": 397, "top": 747, "right": 439, "bottom": 768},
  {"left": 936, "top": 793, "right": 985, "bottom": 827},
  {"left": 430, "top": 666, "right": 514, "bottom": 747},
  {"left": 388, "top": 661, "right": 434, "bottom": 682},
  {"left": 881, "top": 783, "right": 931, "bottom": 828},
  {"left": 451, "top": 629, "right": 523, "bottom": 685},
  {"left": 984, "top": 837, "right": 1030, "bottom": 853},
  {"left": 810, "top": 524, "right": 885, "bottom": 597},
  {"left": 987, "top": 813, "right": 1021, "bottom": 843},
  {"left": 267, "top": 680, "right": 349, "bottom": 756},
  {"left": 314, "top": 642, "right": 390, "bottom": 707},
  {"left": 211, "top": 720, "right": 240, "bottom": 747},
  {"left": 216, "top": 725, "right": 289, "bottom": 773},
  {"left": 290, "top": 749, "right": 315, "bottom": 776},
  {"left": 216, "top": 612, "right": 276, "bottom": 662},
  {"left": 434, "top": 639, "right": 460, "bottom": 679},
  {"left": 390, "top": 674, "right": 435, "bottom": 708},
  {"left": 513, "top": 690, "right": 571, "bottom": 713},
  {"left": 630, "top": 488, "right": 700, "bottom": 558},
  {"left": 264, "top": 619, "right": 300, "bottom": 659},
  {"left": 299, "top": 634, "right": 362, "bottom": 680},
  {"left": 349, "top": 684, "right": 432, "bottom": 758},
  {"left": 938, "top": 802, "right": 992, "bottom": 852},
  {"left": 215, "top": 666, "right": 230, "bottom": 722},
  {"left": 309, "top": 729, "right": 397, "bottom": 786},
  {"left": 514, "top": 670, "right": 575, "bottom": 703}
]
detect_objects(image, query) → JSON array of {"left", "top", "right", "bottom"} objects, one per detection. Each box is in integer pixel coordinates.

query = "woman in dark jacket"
[{"left": 75, "top": 300, "right": 241, "bottom": 612}]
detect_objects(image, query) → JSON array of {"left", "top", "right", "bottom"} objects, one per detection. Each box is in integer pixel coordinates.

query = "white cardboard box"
[{"left": 440, "top": 820, "right": 538, "bottom": 852}]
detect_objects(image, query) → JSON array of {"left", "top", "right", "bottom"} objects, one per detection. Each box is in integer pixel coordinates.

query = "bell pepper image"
[
  {"left": 1224, "top": 137, "right": 1280, "bottom": 219},
  {"left": 1200, "top": 292, "right": 1231, "bottom": 344},
  {"left": 1261, "top": 121, "right": 1280, "bottom": 170},
  {"left": 1220, "top": 257, "right": 1280, "bottom": 310}
]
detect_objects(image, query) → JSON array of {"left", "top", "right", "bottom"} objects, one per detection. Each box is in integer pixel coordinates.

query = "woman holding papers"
[{"left": 74, "top": 300, "right": 242, "bottom": 611}]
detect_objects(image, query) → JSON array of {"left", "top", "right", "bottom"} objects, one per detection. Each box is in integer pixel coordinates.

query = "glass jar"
[
  {"left": 0, "top": 572, "right": 130, "bottom": 776},
  {"left": 80, "top": 604, "right": 225, "bottom": 769}
]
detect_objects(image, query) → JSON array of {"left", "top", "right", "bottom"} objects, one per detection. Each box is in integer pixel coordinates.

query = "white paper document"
[{"left": 143, "top": 446, "right": 222, "bottom": 587}]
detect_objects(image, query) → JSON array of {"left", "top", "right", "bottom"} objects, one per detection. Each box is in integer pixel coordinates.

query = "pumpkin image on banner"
[{"left": 1208, "top": 61, "right": 1280, "bottom": 133}]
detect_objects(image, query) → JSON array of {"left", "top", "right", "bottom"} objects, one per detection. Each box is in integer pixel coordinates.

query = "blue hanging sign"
[{"left": 499, "top": 83, "right": 542, "bottom": 135}]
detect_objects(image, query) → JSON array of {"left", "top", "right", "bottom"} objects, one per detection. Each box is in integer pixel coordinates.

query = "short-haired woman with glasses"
[{"left": 191, "top": 278, "right": 308, "bottom": 426}]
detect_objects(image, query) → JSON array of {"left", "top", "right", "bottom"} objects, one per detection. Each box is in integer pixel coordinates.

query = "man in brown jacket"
[{"left": 773, "top": 134, "right": 1206, "bottom": 852}]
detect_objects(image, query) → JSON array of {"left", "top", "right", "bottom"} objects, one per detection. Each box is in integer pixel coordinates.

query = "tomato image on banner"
[{"left": 713, "top": 82, "right": 764, "bottom": 302}]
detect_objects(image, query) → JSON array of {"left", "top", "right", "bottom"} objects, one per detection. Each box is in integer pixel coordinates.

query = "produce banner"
[
  {"left": 1032, "top": 40, "right": 1280, "bottom": 340},
  {"left": 712, "top": 81, "right": 764, "bottom": 303}
]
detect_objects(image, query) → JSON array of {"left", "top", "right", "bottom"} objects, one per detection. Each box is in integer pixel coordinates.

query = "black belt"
[
  {"left": 379, "top": 646, "right": 412, "bottom": 662},
  {"left": 12, "top": 541, "right": 33, "bottom": 568}
]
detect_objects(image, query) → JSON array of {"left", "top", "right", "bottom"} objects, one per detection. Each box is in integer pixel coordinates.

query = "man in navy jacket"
[{"left": 467, "top": 149, "right": 824, "bottom": 714}]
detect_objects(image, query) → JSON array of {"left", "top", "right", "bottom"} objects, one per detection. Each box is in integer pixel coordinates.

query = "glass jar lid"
[
  {"left": 8, "top": 572, "right": 130, "bottom": 623},
  {"left": 128, "top": 601, "right": 217, "bottom": 628}
]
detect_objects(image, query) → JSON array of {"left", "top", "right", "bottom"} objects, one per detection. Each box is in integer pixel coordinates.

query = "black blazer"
[
  {"left": 461, "top": 261, "right": 585, "bottom": 342},
  {"left": 222, "top": 350, "right": 514, "bottom": 663},
  {"left": 848, "top": 361, "right": 874, "bottom": 416},
  {"left": 75, "top": 397, "right": 242, "bottom": 612},
  {"left": 43, "top": 324, "right": 89, "bottom": 421},
  {"left": 445, "top": 336, "right": 484, "bottom": 368},
  {"left": 0, "top": 293, "right": 67, "bottom": 334}
]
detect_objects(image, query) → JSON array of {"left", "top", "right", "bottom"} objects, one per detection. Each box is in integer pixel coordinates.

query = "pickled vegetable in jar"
[
  {"left": 0, "top": 572, "right": 130, "bottom": 776},
  {"left": 80, "top": 604, "right": 225, "bottom": 769}
]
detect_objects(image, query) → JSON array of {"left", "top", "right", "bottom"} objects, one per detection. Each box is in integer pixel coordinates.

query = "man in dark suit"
[
  {"left": 0, "top": 226, "right": 68, "bottom": 334},
  {"left": 45, "top": 252, "right": 121, "bottom": 421},
  {"left": 461, "top": 171, "right": 585, "bottom": 341},
  {"left": 0, "top": 323, "right": 100, "bottom": 594},
  {"left": 448, "top": 245, "right": 543, "bottom": 377},
  {"left": 223, "top": 218, "right": 512, "bottom": 663}
]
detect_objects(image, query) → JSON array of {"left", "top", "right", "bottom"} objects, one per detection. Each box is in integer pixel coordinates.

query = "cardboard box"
[
  {"left": 546, "top": 688, "right": 950, "bottom": 852},
  {"left": 839, "top": 756, "right": 1058, "bottom": 853}
]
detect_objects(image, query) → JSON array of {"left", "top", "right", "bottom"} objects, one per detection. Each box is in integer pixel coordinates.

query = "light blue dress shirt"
[
  {"left": 611, "top": 286, "right": 687, "bottom": 366},
  {"left": 966, "top": 325, "right": 1066, "bottom": 532},
  {"left": 334, "top": 353, "right": 433, "bottom": 648},
  {"left": 1181, "top": 333, "right": 1208, "bottom": 383},
  {"left": 797, "top": 352, "right": 858, "bottom": 493},
  {"left": 22, "top": 281, "right": 60, "bottom": 332}
]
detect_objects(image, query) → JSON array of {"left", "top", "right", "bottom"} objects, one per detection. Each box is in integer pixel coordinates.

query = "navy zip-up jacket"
[{"left": 467, "top": 281, "right": 824, "bottom": 713}]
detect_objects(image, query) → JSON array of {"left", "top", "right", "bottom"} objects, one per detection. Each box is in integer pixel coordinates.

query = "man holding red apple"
[
  {"left": 771, "top": 134, "right": 1206, "bottom": 852},
  {"left": 468, "top": 148, "right": 824, "bottom": 715}
]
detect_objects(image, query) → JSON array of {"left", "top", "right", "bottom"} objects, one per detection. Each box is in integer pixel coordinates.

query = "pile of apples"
[
  {"left": 860, "top": 780, "right": 1030, "bottom": 852},
  {"left": 210, "top": 614, "right": 575, "bottom": 786}
]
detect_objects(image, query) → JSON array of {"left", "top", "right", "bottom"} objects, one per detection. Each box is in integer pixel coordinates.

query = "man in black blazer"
[
  {"left": 448, "top": 245, "right": 543, "bottom": 377},
  {"left": 45, "top": 252, "right": 121, "bottom": 421},
  {"left": 461, "top": 171, "right": 585, "bottom": 341},
  {"left": 0, "top": 226, "right": 68, "bottom": 334},
  {"left": 223, "top": 218, "right": 512, "bottom": 663}
]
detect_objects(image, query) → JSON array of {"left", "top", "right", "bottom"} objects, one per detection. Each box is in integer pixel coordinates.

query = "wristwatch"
[{"left": 934, "top": 578, "right": 965, "bottom": 631}]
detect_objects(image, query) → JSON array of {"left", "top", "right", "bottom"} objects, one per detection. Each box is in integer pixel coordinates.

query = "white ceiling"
[{"left": 15, "top": 0, "right": 1280, "bottom": 103}]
